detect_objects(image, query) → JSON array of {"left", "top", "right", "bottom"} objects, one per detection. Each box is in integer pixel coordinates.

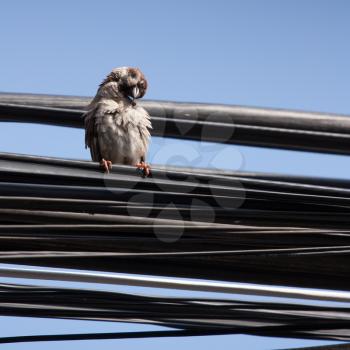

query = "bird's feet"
[
  {"left": 100, "top": 158, "right": 112, "bottom": 173},
  {"left": 136, "top": 161, "right": 151, "bottom": 178}
]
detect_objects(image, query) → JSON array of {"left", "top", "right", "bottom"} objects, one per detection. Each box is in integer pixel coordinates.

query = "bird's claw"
[
  {"left": 136, "top": 161, "right": 151, "bottom": 178},
  {"left": 100, "top": 159, "right": 112, "bottom": 173}
]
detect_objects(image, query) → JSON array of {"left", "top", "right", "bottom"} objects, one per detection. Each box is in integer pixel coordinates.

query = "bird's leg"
[
  {"left": 136, "top": 159, "right": 151, "bottom": 178},
  {"left": 100, "top": 158, "right": 112, "bottom": 173}
]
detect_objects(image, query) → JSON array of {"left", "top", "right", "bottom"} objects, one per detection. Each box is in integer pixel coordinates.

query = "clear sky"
[{"left": 0, "top": 0, "right": 350, "bottom": 348}]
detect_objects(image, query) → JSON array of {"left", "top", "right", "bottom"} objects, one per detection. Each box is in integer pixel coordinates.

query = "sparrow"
[{"left": 83, "top": 67, "right": 152, "bottom": 177}]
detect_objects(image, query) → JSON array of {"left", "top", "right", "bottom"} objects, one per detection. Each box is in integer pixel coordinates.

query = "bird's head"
[{"left": 101, "top": 67, "right": 148, "bottom": 100}]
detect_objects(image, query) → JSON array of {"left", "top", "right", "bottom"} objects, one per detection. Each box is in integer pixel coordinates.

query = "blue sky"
[{"left": 0, "top": 0, "right": 350, "bottom": 348}]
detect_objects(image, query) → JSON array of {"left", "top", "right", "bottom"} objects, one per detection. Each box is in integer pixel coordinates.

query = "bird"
[{"left": 83, "top": 67, "right": 152, "bottom": 177}]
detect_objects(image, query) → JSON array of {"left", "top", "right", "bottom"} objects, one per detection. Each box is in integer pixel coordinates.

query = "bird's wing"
[
  {"left": 83, "top": 105, "right": 101, "bottom": 162},
  {"left": 83, "top": 101, "right": 119, "bottom": 162},
  {"left": 137, "top": 108, "right": 152, "bottom": 160}
]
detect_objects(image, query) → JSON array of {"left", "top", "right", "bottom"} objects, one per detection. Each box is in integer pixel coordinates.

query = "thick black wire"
[{"left": 2, "top": 95, "right": 350, "bottom": 154}]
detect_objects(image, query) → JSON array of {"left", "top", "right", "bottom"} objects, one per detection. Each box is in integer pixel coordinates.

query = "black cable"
[
  {"left": 286, "top": 343, "right": 350, "bottom": 350},
  {"left": 0, "top": 329, "right": 218, "bottom": 344},
  {"left": 2, "top": 93, "right": 350, "bottom": 154}
]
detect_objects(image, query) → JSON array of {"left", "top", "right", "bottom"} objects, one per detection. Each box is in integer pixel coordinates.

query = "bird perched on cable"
[{"left": 83, "top": 67, "right": 152, "bottom": 177}]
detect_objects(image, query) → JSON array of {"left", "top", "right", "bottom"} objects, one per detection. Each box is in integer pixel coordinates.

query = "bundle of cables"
[{"left": 0, "top": 92, "right": 350, "bottom": 347}]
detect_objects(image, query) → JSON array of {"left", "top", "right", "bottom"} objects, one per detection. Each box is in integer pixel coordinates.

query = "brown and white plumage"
[{"left": 84, "top": 67, "right": 152, "bottom": 175}]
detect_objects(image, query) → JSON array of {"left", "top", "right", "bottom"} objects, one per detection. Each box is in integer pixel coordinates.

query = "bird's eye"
[{"left": 129, "top": 69, "right": 137, "bottom": 80}]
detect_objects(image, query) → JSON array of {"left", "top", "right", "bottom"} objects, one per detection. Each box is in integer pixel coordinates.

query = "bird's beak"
[{"left": 131, "top": 85, "right": 140, "bottom": 99}]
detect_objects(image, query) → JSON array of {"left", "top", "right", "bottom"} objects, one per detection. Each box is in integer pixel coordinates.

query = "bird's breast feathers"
[
  {"left": 97, "top": 99, "right": 150, "bottom": 127},
  {"left": 94, "top": 99, "right": 152, "bottom": 164}
]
